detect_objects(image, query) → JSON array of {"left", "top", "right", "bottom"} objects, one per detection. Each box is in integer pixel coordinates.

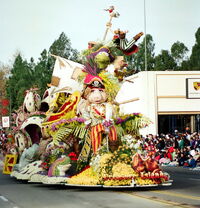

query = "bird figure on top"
[{"left": 104, "top": 6, "right": 115, "bottom": 13}]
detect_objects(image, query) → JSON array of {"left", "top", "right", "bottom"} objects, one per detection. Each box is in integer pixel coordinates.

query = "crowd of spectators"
[
  {"left": 0, "top": 130, "right": 7, "bottom": 153},
  {"left": 0, "top": 130, "right": 11, "bottom": 157},
  {"left": 140, "top": 129, "right": 200, "bottom": 168},
  {"left": 1, "top": 128, "right": 200, "bottom": 169}
]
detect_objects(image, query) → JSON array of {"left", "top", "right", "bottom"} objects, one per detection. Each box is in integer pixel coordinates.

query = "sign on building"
[
  {"left": 186, "top": 78, "right": 200, "bottom": 99},
  {"left": 2, "top": 116, "right": 10, "bottom": 128}
]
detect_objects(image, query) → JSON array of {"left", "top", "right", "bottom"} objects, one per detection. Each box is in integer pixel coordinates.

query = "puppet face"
[{"left": 86, "top": 88, "right": 107, "bottom": 104}]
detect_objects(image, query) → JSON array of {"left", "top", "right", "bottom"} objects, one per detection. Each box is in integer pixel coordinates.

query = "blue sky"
[{"left": 0, "top": 0, "right": 200, "bottom": 65}]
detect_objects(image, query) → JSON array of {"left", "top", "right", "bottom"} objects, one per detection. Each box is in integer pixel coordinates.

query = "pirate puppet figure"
[{"left": 78, "top": 74, "right": 118, "bottom": 155}]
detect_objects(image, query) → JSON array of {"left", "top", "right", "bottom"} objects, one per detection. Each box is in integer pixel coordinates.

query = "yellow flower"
[{"left": 67, "top": 167, "right": 100, "bottom": 185}]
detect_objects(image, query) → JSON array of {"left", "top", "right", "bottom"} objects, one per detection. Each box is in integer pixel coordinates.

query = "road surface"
[{"left": 0, "top": 166, "right": 199, "bottom": 208}]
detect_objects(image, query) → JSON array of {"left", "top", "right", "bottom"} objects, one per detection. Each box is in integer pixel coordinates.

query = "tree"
[
  {"left": 0, "top": 64, "right": 10, "bottom": 97},
  {"left": 33, "top": 49, "right": 51, "bottom": 95},
  {"left": 49, "top": 32, "right": 79, "bottom": 62},
  {"left": 6, "top": 54, "right": 35, "bottom": 111},
  {"left": 171, "top": 41, "right": 189, "bottom": 68},
  {"left": 180, "top": 60, "right": 191, "bottom": 71},
  {"left": 33, "top": 32, "right": 81, "bottom": 96},
  {"left": 5, "top": 32, "right": 81, "bottom": 112},
  {"left": 127, "top": 34, "right": 155, "bottom": 71},
  {"left": 0, "top": 65, "right": 10, "bottom": 116},
  {"left": 154, "top": 50, "right": 177, "bottom": 71},
  {"left": 189, "top": 27, "right": 200, "bottom": 70}
]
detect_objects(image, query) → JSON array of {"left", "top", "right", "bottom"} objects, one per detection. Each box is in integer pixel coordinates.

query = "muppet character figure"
[{"left": 78, "top": 74, "right": 117, "bottom": 154}]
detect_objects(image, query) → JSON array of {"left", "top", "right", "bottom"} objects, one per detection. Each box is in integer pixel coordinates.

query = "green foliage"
[
  {"left": 52, "top": 126, "right": 73, "bottom": 145},
  {"left": 34, "top": 33, "right": 80, "bottom": 96},
  {"left": 33, "top": 49, "right": 52, "bottom": 95},
  {"left": 6, "top": 32, "right": 80, "bottom": 112},
  {"left": 115, "top": 114, "right": 152, "bottom": 136},
  {"left": 128, "top": 34, "right": 155, "bottom": 71},
  {"left": 6, "top": 54, "right": 35, "bottom": 110},
  {"left": 0, "top": 65, "right": 9, "bottom": 97},
  {"left": 154, "top": 50, "right": 177, "bottom": 71},
  {"left": 4, "top": 28, "right": 200, "bottom": 114},
  {"left": 189, "top": 27, "right": 200, "bottom": 70},
  {"left": 179, "top": 59, "right": 191, "bottom": 71},
  {"left": 49, "top": 32, "right": 79, "bottom": 62},
  {"left": 52, "top": 122, "right": 88, "bottom": 146},
  {"left": 171, "top": 41, "right": 189, "bottom": 68}
]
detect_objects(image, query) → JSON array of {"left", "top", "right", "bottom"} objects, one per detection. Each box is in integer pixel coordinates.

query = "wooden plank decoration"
[{"left": 3, "top": 154, "right": 18, "bottom": 174}]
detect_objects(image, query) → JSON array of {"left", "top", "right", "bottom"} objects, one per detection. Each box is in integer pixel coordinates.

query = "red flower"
[
  {"left": 1, "top": 99, "right": 9, "bottom": 107},
  {"left": 68, "top": 152, "right": 76, "bottom": 157},
  {"left": 40, "top": 162, "right": 49, "bottom": 169},
  {"left": 1, "top": 108, "right": 8, "bottom": 115},
  {"left": 68, "top": 152, "right": 78, "bottom": 161}
]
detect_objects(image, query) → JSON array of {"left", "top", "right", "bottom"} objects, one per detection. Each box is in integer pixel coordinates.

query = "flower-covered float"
[{"left": 9, "top": 6, "right": 172, "bottom": 188}]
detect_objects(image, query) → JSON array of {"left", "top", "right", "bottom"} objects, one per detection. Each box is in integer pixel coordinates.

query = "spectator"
[
  {"left": 178, "top": 136, "right": 184, "bottom": 149},
  {"left": 173, "top": 136, "right": 179, "bottom": 149},
  {"left": 189, "top": 147, "right": 196, "bottom": 157},
  {"left": 138, "top": 130, "right": 200, "bottom": 168},
  {"left": 187, "top": 155, "right": 197, "bottom": 168},
  {"left": 177, "top": 153, "right": 187, "bottom": 166},
  {"left": 185, "top": 126, "right": 191, "bottom": 134},
  {"left": 156, "top": 138, "right": 165, "bottom": 150},
  {"left": 194, "top": 150, "right": 200, "bottom": 163}
]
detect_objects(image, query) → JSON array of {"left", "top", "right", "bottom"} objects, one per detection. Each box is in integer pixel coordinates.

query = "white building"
[{"left": 116, "top": 71, "right": 200, "bottom": 135}]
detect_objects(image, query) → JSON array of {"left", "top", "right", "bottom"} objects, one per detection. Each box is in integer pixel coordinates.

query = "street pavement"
[
  {"left": 0, "top": 172, "right": 183, "bottom": 208},
  {"left": 0, "top": 153, "right": 4, "bottom": 171},
  {"left": 123, "top": 166, "right": 200, "bottom": 208},
  {"left": 0, "top": 154, "right": 200, "bottom": 208}
]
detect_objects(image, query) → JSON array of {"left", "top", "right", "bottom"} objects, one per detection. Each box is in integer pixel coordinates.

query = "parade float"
[{"left": 7, "top": 6, "right": 172, "bottom": 188}]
